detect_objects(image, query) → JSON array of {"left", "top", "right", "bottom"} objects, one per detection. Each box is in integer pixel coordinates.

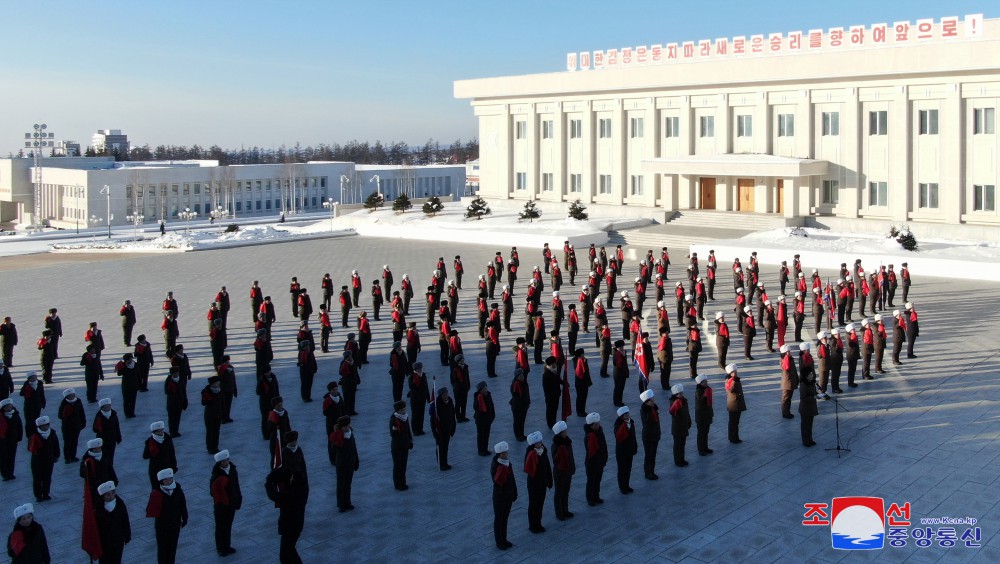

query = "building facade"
[
  {"left": 90, "top": 129, "right": 130, "bottom": 155},
  {"left": 455, "top": 16, "right": 1000, "bottom": 236},
  {"left": 0, "top": 158, "right": 465, "bottom": 228}
]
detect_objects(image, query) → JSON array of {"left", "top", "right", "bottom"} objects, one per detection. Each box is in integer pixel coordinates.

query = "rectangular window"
[
  {"left": 868, "top": 181, "right": 888, "bottom": 206},
  {"left": 515, "top": 121, "right": 527, "bottom": 139},
  {"left": 515, "top": 172, "right": 527, "bottom": 191},
  {"left": 171, "top": 184, "right": 179, "bottom": 194},
  {"left": 256, "top": 180, "right": 262, "bottom": 191},
  {"left": 630, "top": 175, "right": 644, "bottom": 196},
  {"left": 918, "top": 110, "right": 939, "bottom": 135},
  {"left": 182, "top": 184, "right": 190, "bottom": 195},
  {"left": 974, "top": 108, "right": 996, "bottom": 134},
  {"left": 235, "top": 202, "right": 242, "bottom": 212},
  {"left": 778, "top": 114, "right": 795, "bottom": 137},
  {"left": 542, "top": 120, "right": 554, "bottom": 139},
  {"left": 569, "top": 119, "right": 582, "bottom": 139},
  {"left": 598, "top": 118, "right": 612, "bottom": 139},
  {"left": 664, "top": 116, "right": 679, "bottom": 138},
  {"left": 570, "top": 174, "right": 582, "bottom": 193},
  {"left": 194, "top": 183, "right": 201, "bottom": 194},
  {"left": 736, "top": 114, "right": 752, "bottom": 138},
  {"left": 542, "top": 173, "right": 554, "bottom": 192},
  {"left": 918, "top": 183, "right": 939, "bottom": 208},
  {"left": 599, "top": 174, "right": 612, "bottom": 194},
  {"left": 630, "top": 117, "right": 644, "bottom": 138},
  {"left": 974, "top": 185, "right": 996, "bottom": 212},
  {"left": 869, "top": 110, "right": 888, "bottom": 135},
  {"left": 822, "top": 112, "right": 840, "bottom": 136},
  {"left": 256, "top": 200, "right": 262, "bottom": 210},
  {"left": 822, "top": 180, "right": 840, "bottom": 205},
  {"left": 699, "top": 116, "right": 714, "bottom": 138}
]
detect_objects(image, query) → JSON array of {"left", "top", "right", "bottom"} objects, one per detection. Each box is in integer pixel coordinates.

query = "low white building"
[{"left": 0, "top": 157, "right": 465, "bottom": 228}]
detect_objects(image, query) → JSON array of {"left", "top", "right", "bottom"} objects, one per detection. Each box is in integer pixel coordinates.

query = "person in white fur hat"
[
  {"left": 523, "top": 431, "right": 551, "bottom": 533},
  {"left": 143, "top": 421, "right": 177, "bottom": 490},
  {"left": 613, "top": 406, "right": 637, "bottom": 494},
  {"left": 0, "top": 398, "right": 23, "bottom": 481},
  {"left": 147, "top": 467, "right": 188, "bottom": 564},
  {"left": 28, "top": 415, "right": 59, "bottom": 502},
  {"left": 210, "top": 449, "right": 242, "bottom": 556},
  {"left": 724, "top": 364, "right": 746, "bottom": 444},
  {"left": 638, "top": 390, "right": 660, "bottom": 480},
  {"left": 583, "top": 412, "right": 607, "bottom": 506},
  {"left": 668, "top": 384, "right": 691, "bottom": 466},
  {"left": 694, "top": 375, "right": 714, "bottom": 455},
  {"left": 550, "top": 421, "right": 575, "bottom": 520},
  {"left": 9, "top": 502, "right": 50, "bottom": 562},
  {"left": 58, "top": 388, "right": 86, "bottom": 464},
  {"left": 95, "top": 480, "right": 131, "bottom": 562},
  {"left": 491, "top": 441, "right": 516, "bottom": 550},
  {"left": 81, "top": 437, "right": 118, "bottom": 502}
]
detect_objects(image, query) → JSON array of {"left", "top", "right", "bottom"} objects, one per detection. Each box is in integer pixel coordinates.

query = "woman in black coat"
[{"left": 7, "top": 504, "right": 50, "bottom": 564}]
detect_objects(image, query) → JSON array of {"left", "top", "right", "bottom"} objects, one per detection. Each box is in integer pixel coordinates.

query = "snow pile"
[
  {"left": 691, "top": 227, "right": 1000, "bottom": 281},
  {"left": 335, "top": 202, "right": 609, "bottom": 248},
  {"left": 50, "top": 224, "right": 354, "bottom": 253}
]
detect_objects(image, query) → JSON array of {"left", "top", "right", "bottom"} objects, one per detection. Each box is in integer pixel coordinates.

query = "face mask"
[
  {"left": 221, "top": 465, "right": 231, "bottom": 475},
  {"left": 161, "top": 482, "right": 177, "bottom": 494},
  {"left": 90, "top": 451, "right": 103, "bottom": 461},
  {"left": 498, "top": 458, "right": 510, "bottom": 466},
  {"left": 65, "top": 396, "right": 78, "bottom": 403},
  {"left": 170, "top": 375, "right": 179, "bottom": 382},
  {"left": 534, "top": 447, "right": 544, "bottom": 455},
  {"left": 28, "top": 380, "right": 37, "bottom": 389},
  {"left": 211, "top": 387, "right": 221, "bottom": 394},
  {"left": 151, "top": 433, "right": 164, "bottom": 444},
  {"left": 328, "top": 394, "right": 340, "bottom": 403},
  {"left": 274, "top": 409, "right": 285, "bottom": 416},
  {"left": 101, "top": 409, "right": 111, "bottom": 418},
  {"left": 287, "top": 445, "right": 298, "bottom": 453},
  {"left": 104, "top": 499, "right": 117, "bottom": 512},
  {"left": 343, "top": 430, "right": 352, "bottom": 439},
  {"left": 394, "top": 412, "right": 408, "bottom": 422},
  {"left": 126, "top": 361, "right": 135, "bottom": 369},
  {"left": 3, "top": 411, "right": 12, "bottom": 419},
  {"left": 38, "top": 428, "right": 51, "bottom": 439}
]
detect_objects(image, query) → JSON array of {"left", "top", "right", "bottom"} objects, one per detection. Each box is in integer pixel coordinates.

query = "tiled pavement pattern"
[{"left": 0, "top": 236, "right": 998, "bottom": 563}]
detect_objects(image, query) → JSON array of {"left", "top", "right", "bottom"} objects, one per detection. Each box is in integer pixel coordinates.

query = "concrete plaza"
[{"left": 0, "top": 233, "right": 998, "bottom": 563}]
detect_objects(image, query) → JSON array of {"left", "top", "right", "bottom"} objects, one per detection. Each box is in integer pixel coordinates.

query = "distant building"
[
  {"left": 53, "top": 141, "right": 81, "bottom": 157},
  {"left": 0, "top": 157, "right": 465, "bottom": 228},
  {"left": 465, "top": 160, "right": 480, "bottom": 195},
  {"left": 90, "top": 129, "right": 130, "bottom": 156}
]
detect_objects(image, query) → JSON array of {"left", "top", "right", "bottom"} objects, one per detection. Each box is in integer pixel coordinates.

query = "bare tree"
[
  {"left": 281, "top": 160, "right": 304, "bottom": 214},
  {"left": 126, "top": 168, "right": 148, "bottom": 220},
  {"left": 399, "top": 164, "right": 417, "bottom": 199}
]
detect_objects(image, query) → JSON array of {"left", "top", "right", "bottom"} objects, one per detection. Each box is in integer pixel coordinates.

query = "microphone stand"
[{"left": 825, "top": 393, "right": 851, "bottom": 457}]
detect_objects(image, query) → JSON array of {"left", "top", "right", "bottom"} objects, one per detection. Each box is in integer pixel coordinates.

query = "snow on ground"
[
  {"left": 691, "top": 227, "right": 1000, "bottom": 282},
  {"left": 335, "top": 202, "right": 609, "bottom": 248},
  {"left": 48, "top": 224, "right": 354, "bottom": 253}
]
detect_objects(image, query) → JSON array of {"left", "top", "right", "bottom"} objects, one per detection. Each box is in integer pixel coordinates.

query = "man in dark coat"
[
  {"left": 0, "top": 317, "right": 17, "bottom": 368},
  {"left": 134, "top": 335, "right": 154, "bottom": 392},
  {"left": 523, "top": 431, "right": 552, "bottom": 533},
  {"left": 638, "top": 389, "right": 660, "bottom": 479},
  {"left": 142, "top": 421, "right": 178, "bottom": 490},
  {"left": 58, "top": 388, "right": 85, "bottom": 462},
  {"left": 491, "top": 441, "right": 517, "bottom": 550},
  {"left": 541, "top": 357, "right": 562, "bottom": 429},
  {"left": 38, "top": 330, "right": 56, "bottom": 385},
  {"left": 389, "top": 401, "right": 413, "bottom": 490},
  {"left": 256, "top": 369, "right": 280, "bottom": 440},
  {"left": 473, "top": 382, "right": 496, "bottom": 456},
  {"left": 667, "top": 384, "right": 691, "bottom": 466},
  {"left": 95, "top": 481, "right": 131, "bottom": 564},
  {"left": 201, "top": 377, "right": 224, "bottom": 455},
  {"left": 43, "top": 309, "right": 61, "bottom": 361},
  {"left": 114, "top": 354, "right": 139, "bottom": 419},
  {"left": 612, "top": 406, "right": 638, "bottom": 493},
  {"left": 19, "top": 372, "right": 45, "bottom": 437},
  {"left": 724, "top": 364, "right": 746, "bottom": 444},
  {"left": 163, "top": 367, "right": 188, "bottom": 437},
  {"left": 338, "top": 350, "right": 360, "bottom": 416},
  {"left": 269, "top": 431, "right": 308, "bottom": 564},
  {"left": 119, "top": 300, "right": 137, "bottom": 346},
  {"left": 407, "top": 363, "right": 430, "bottom": 436},
  {"left": 799, "top": 359, "right": 819, "bottom": 447},
  {"left": 509, "top": 369, "right": 529, "bottom": 442},
  {"left": 297, "top": 342, "right": 318, "bottom": 403},
  {"left": 92, "top": 398, "right": 122, "bottom": 467},
  {"left": 779, "top": 344, "right": 798, "bottom": 419},
  {"left": 7, "top": 503, "right": 51, "bottom": 563},
  {"left": 328, "top": 416, "right": 360, "bottom": 511},
  {"left": 694, "top": 375, "right": 714, "bottom": 455},
  {"left": 431, "top": 388, "right": 457, "bottom": 470},
  {"left": 145, "top": 468, "right": 188, "bottom": 564},
  {"left": 210, "top": 450, "right": 242, "bottom": 556},
  {"left": 450, "top": 354, "right": 471, "bottom": 422},
  {"left": 583, "top": 412, "right": 607, "bottom": 506},
  {"left": 0, "top": 399, "right": 23, "bottom": 480},
  {"left": 27, "top": 415, "right": 59, "bottom": 501}
]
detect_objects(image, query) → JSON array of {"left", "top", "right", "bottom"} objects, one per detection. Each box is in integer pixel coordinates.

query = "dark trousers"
[
  {"left": 616, "top": 451, "right": 633, "bottom": 492},
  {"left": 642, "top": 437, "right": 658, "bottom": 476},
  {"left": 336, "top": 466, "right": 354, "bottom": 508},
  {"left": 122, "top": 385, "right": 138, "bottom": 418},
  {"left": 659, "top": 361, "right": 671, "bottom": 391},
  {"left": 410, "top": 400, "right": 425, "bottom": 434},
  {"left": 486, "top": 347, "right": 498, "bottom": 378},
  {"left": 901, "top": 285, "right": 909, "bottom": 303},
  {"left": 31, "top": 459, "right": 53, "bottom": 498},
  {"left": 138, "top": 366, "right": 151, "bottom": 391},
  {"left": 553, "top": 474, "right": 571, "bottom": 518},
  {"left": 392, "top": 448, "right": 408, "bottom": 488},
  {"left": 86, "top": 375, "right": 100, "bottom": 403},
  {"left": 493, "top": 496, "right": 512, "bottom": 547},
  {"left": 259, "top": 400, "right": 270, "bottom": 439},
  {"left": 205, "top": 417, "right": 222, "bottom": 453},
  {"left": 512, "top": 409, "right": 527, "bottom": 440},
  {"left": 167, "top": 406, "right": 182, "bottom": 436},
  {"left": 847, "top": 357, "right": 858, "bottom": 386},
  {"left": 781, "top": 389, "right": 794, "bottom": 417},
  {"left": 801, "top": 414, "right": 815, "bottom": 445},
  {"left": 100, "top": 545, "right": 125, "bottom": 564},
  {"left": 406, "top": 348, "right": 418, "bottom": 366},
  {"left": 123, "top": 324, "right": 134, "bottom": 346},
  {"left": 436, "top": 436, "right": 451, "bottom": 469},
  {"left": 907, "top": 332, "right": 917, "bottom": 357},
  {"left": 104, "top": 441, "right": 117, "bottom": 468},
  {"left": 794, "top": 314, "right": 804, "bottom": 342},
  {"left": 575, "top": 385, "right": 588, "bottom": 417},
  {"left": 476, "top": 420, "right": 491, "bottom": 454},
  {"left": 455, "top": 390, "right": 468, "bottom": 420},
  {"left": 300, "top": 371, "right": 314, "bottom": 402},
  {"left": 689, "top": 353, "right": 698, "bottom": 378},
  {"left": 728, "top": 411, "right": 742, "bottom": 442},
  {"left": 613, "top": 376, "right": 626, "bottom": 406},
  {"left": 527, "top": 486, "right": 546, "bottom": 530},
  {"left": 893, "top": 340, "right": 903, "bottom": 363},
  {"left": 875, "top": 347, "right": 885, "bottom": 372},
  {"left": 321, "top": 327, "right": 331, "bottom": 352},
  {"left": 585, "top": 462, "right": 603, "bottom": 504},
  {"left": 391, "top": 374, "right": 404, "bottom": 403},
  {"left": 568, "top": 332, "right": 578, "bottom": 358},
  {"left": 63, "top": 427, "right": 81, "bottom": 462},
  {"left": 222, "top": 392, "right": 234, "bottom": 421},
  {"left": 697, "top": 423, "right": 710, "bottom": 453},
  {"left": 831, "top": 363, "right": 843, "bottom": 391},
  {"left": 545, "top": 395, "right": 559, "bottom": 429},
  {"left": 862, "top": 351, "right": 872, "bottom": 378},
  {"left": 278, "top": 510, "right": 304, "bottom": 564},
  {"left": 718, "top": 343, "right": 728, "bottom": 369},
  {"left": 673, "top": 435, "right": 687, "bottom": 464},
  {"left": 342, "top": 383, "right": 357, "bottom": 415},
  {"left": 155, "top": 524, "right": 180, "bottom": 564},
  {"left": 214, "top": 504, "right": 235, "bottom": 552}
]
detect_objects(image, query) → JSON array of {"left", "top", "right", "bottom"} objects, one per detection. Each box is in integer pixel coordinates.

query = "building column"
[
  {"left": 613, "top": 100, "right": 626, "bottom": 206},
  {"left": 499, "top": 106, "right": 512, "bottom": 198},
  {"left": 555, "top": 102, "right": 566, "bottom": 203},
  {"left": 582, "top": 101, "right": 595, "bottom": 204},
  {"left": 661, "top": 174, "right": 677, "bottom": 211},
  {"left": 527, "top": 103, "right": 539, "bottom": 201},
  {"left": 841, "top": 88, "right": 861, "bottom": 218},
  {"left": 784, "top": 177, "right": 800, "bottom": 218},
  {"left": 941, "top": 84, "right": 963, "bottom": 224},
  {"left": 890, "top": 87, "right": 910, "bottom": 222}
]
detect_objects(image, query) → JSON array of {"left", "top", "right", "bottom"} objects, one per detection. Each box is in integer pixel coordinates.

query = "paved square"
[{"left": 1, "top": 233, "right": 998, "bottom": 562}]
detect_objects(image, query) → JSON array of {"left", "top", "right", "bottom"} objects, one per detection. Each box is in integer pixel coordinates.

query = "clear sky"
[{"left": 0, "top": 0, "right": 992, "bottom": 155}]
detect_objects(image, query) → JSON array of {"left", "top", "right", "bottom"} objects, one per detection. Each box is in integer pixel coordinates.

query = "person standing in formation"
[
  {"left": 668, "top": 383, "right": 691, "bottom": 467},
  {"left": 58, "top": 388, "right": 85, "bottom": 463},
  {"left": 145, "top": 468, "right": 188, "bottom": 564},
  {"left": 28, "top": 416, "right": 59, "bottom": 502},
  {"left": 638, "top": 389, "right": 660, "bottom": 480},
  {"left": 389, "top": 401, "right": 413, "bottom": 491},
  {"left": 725, "top": 364, "right": 746, "bottom": 444},
  {"left": 523, "top": 431, "right": 552, "bottom": 534},
  {"left": 95, "top": 481, "right": 131, "bottom": 564},
  {"left": 491, "top": 441, "right": 517, "bottom": 550},
  {"left": 7, "top": 503, "right": 51, "bottom": 563},
  {"left": 694, "top": 374, "right": 713, "bottom": 455},
  {"left": 583, "top": 412, "right": 607, "bottom": 507},
  {"left": 613, "top": 406, "right": 637, "bottom": 494},
  {"left": 328, "top": 415, "right": 360, "bottom": 512},
  {"left": 210, "top": 450, "right": 242, "bottom": 557},
  {"left": 779, "top": 344, "right": 798, "bottom": 419}
]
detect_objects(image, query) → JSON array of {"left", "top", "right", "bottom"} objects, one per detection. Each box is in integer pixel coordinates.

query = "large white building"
[
  {"left": 0, "top": 158, "right": 465, "bottom": 228},
  {"left": 455, "top": 14, "right": 1000, "bottom": 239}
]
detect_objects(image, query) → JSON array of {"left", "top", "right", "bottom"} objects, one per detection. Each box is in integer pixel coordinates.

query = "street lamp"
[
  {"left": 370, "top": 174, "right": 381, "bottom": 202},
  {"left": 178, "top": 207, "right": 197, "bottom": 234},
  {"left": 340, "top": 174, "right": 350, "bottom": 205},
  {"left": 210, "top": 205, "right": 228, "bottom": 229},
  {"left": 126, "top": 213, "right": 144, "bottom": 239},
  {"left": 22, "top": 123, "right": 55, "bottom": 230},
  {"left": 99, "top": 184, "right": 112, "bottom": 238},
  {"left": 88, "top": 215, "right": 103, "bottom": 241},
  {"left": 323, "top": 198, "right": 339, "bottom": 231}
]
